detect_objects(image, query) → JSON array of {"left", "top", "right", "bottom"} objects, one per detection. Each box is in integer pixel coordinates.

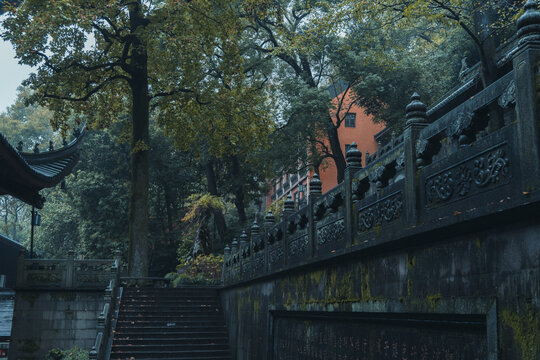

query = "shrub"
[
  {"left": 46, "top": 347, "right": 89, "bottom": 360},
  {"left": 165, "top": 253, "right": 224, "bottom": 286}
]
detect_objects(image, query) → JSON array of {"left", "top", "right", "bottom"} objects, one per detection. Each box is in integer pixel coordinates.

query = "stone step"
[
  {"left": 117, "top": 309, "right": 222, "bottom": 316},
  {"left": 114, "top": 325, "right": 229, "bottom": 333},
  {"left": 112, "top": 343, "right": 229, "bottom": 352},
  {"left": 109, "top": 349, "right": 231, "bottom": 359},
  {"left": 112, "top": 337, "right": 229, "bottom": 345},
  {"left": 111, "top": 356, "right": 231, "bottom": 360},
  {"left": 113, "top": 331, "right": 229, "bottom": 339},
  {"left": 111, "top": 286, "right": 231, "bottom": 359},
  {"left": 116, "top": 319, "right": 225, "bottom": 327}
]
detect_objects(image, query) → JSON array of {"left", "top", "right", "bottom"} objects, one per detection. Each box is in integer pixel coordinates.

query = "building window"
[{"left": 345, "top": 113, "right": 356, "bottom": 128}]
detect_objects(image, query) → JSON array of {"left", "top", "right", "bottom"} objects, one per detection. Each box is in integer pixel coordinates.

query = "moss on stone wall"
[{"left": 501, "top": 305, "right": 540, "bottom": 360}]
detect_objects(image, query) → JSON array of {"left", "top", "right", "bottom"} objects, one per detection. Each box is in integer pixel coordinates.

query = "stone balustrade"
[{"left": 223, "top": 1, "right": 540, "bottom": 286}]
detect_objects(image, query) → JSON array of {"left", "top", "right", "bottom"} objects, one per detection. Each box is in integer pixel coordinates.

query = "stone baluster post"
[
  {"left": 283, "top": 194, "right": 295, "bottom": 264},
  {"left": 239, "top": 231, "right": 249, "bottom": 280},
  {"left": 344, "top": 142, "right": 363, "bottom": 246},
  {"left": 231, "top": 237, "right": 239, "bottom": 282},
  {"left": 308, "top": 174, "right": 322, "bottom": 257},
  {"left": 66, "top": 249, "right": 75, "bottom": 288},
  {"left": 403, "top": 93, "right": 429, "bottom": 226},
  {"left": 264, "top": 211, "right": 276, "bottom": 272},
  {"left": 251, "top": 220, "right": 261, "bottom": 277},
  {"left": 223, "top": 243, "right": 231, "bottom": 284},
  {"left": 513, "top": 0, "right": 540, "bottom": 193}
]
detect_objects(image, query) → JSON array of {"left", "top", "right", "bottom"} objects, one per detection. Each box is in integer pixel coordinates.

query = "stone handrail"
[
  {"left": 90, "top": 254, "right": 121, "bottom": 360},
  {"left": 16, "top": 250, "right": 118, "bottom": 289},
  {"left": 223, "top": 1, "right": 540, "bottom": 286}
]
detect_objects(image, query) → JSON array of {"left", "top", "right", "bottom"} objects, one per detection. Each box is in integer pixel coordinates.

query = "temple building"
[{"left": 0, "top": 127, "right": 84, "bottom": 357}]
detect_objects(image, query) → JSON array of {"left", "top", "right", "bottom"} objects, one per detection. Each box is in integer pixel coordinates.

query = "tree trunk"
[
  {"left": 127, "top": 2, "right": 150, "bottom": 277},
  {"left": 204, "top": 159, "right": 227, "bottom": 241},
  {"left": 326, "top": 116, "right": 347, "bottom": 184},
  {"left": 231, "top": 156, "right": 247, "bottom": 223}
]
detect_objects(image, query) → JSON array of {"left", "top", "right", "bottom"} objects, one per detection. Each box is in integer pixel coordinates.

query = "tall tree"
[
  {"left": 241, "top": 0, "right": 351, "bottom": 183},
  {"left": 1, "top": 0, "right": 251, "bottom": 275}
]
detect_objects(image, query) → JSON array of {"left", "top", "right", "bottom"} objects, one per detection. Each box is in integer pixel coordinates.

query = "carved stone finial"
[
  {"left": 265, "top": 210, "right": 275, "bottom": 227},
  {"left": 405, "top": 93, "right": 428, "bottom": 126},
  {"left": 48, "top": 140, "right": 54, "bottom": 151},
  {"left": 251, "top": 219, "right": 260, "bottom": 234},
  {"left": 346, "top": 142, "right": 363, "bottom": 169},
  {"left": 16, "top": 141, "right": 23, "bottom": 152},
  {"left": 33, "top": 143, "right": 40, "bottom": 154},
  {"left": 224, "top": 243, "right": 231, "bottom": 256},
  {"left": 517, "top": 0, "right": 540, "bottom": 42},
  {"left": 231, "top": 237, "right": 239, "bottom": 252},
  {"left": 310, "top": 173, "right": 322, "bottom": 198},
  {"left": 239, "top": 230, "right": 249, "bottom": 246},
  {"left": 284, "top": 194, "right": 295, "bottom": 213}
]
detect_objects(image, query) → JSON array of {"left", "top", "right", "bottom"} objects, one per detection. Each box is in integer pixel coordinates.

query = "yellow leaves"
[
  {"left": 131, "top": 139, "right": 149, "bottom": 154},
  {"left": 181, "top": 193, "right": 225, "bottom": 223}
]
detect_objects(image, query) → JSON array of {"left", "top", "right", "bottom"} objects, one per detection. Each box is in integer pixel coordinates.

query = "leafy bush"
[
  {"left": 166, "top": 253, "right": 224, "bottom": 286},
  {"left": 46, "top": 347, "right": 89, "bottom": 360},
  {"left": 165, "top": 272, "right": 221, "bottom": 286}
]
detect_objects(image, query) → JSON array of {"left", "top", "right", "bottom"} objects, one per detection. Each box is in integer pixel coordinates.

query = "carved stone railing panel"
[
  {"left": 21, "top": 260, "right": 66, "bottom": 288},
  {"left": 314, "top": 184, "right": 346, "bottom": 256},
  {"left": 354, "top": 181, "right": 405, "bottom": 246},
  {"left": 18, "top": 256, "right": 117, "bottom": 289},
  {"left": 73, "top": 260, "right": 115, "bottom": 288},
  {"left": 418, "top": 71, "right": 515, "bottom": 167},
  {"left": 286, "top": 205, "right": 312, "bottom": 266},
  {"left": 419, "top": 125, "right": 517, "bottom": 220}
]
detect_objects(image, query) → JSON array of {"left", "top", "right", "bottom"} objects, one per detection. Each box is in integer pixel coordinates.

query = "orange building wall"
[
  {"left": 319, "top": 89, "right": 385, "bottom": 193},
  {"left": 265, "top": 87, "right": 385, "bottom": 208}
]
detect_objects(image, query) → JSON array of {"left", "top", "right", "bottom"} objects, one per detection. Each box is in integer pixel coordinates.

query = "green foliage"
[
  {"left": 166, "top": 253, "right": 223, "bottom": 286},
  {"left": 46, "top": 346, "right": 88, "bottom": 360},
  {"left": 165, "top": 272, "right": 221, "bottom": 286},
  {"left": 182, "top": 193, "right": 225, "bottom": 224}
]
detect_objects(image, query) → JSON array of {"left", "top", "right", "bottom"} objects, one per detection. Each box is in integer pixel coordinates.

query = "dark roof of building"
[{"left": 0, "top": 126, "right": 85, "bottom": 208}]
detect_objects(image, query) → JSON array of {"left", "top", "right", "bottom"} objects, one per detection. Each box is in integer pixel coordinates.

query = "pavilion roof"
[{"left": 0, "top": 126, "right": 85, "bottom": 208}]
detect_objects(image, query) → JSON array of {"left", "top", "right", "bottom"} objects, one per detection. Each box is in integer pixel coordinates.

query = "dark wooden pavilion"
[{"left": 0, "top": 129, "right": 84, "bottom": 209}]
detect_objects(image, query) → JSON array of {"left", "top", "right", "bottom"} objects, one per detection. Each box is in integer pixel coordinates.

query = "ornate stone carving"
[
  {"left": 317, "top": 219, "right": 345, "bottom": 245},
  {"left": 498, "top": 80, "right": 516, "bottom": 109},
  {"left": 448, "top": 111, "right": 474, "bottom": 139},
  {"left": 288, "top": 234, "right": 309, "bottom": 257},
  {"left": 269, "top": 246, "right": 284, "bottom": 265},
  {"left": 358, "top": 193, "right": 403, "bottom": 232},
  {"left": 426, "top": 146, "right": 509, "bottom": 205}
]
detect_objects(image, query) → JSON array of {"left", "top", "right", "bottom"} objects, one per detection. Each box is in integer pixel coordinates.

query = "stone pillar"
[
  {"left": 282, "top": 194, "right": 295, "bottom": 264},
  {"left": 223, "top": 243, "right": 231, "bottom": 284},
  {"left": 250, "top": 220, "right": 262, "bottom": 277},
  {"left": 264, "top": 211, "right": 275, "bottom": 273},
  {"left": 344, "top": 143, "right": 363, "bottom": 245},
  {"left": 66, "top": 249, "right": 75, "bottom": 288},
  {"left": 231, "top": 237, "right": 239, "bottom": 282},
  {"left": 403, "top": 93, "right": 429, "bottom": 226},
  {"left": 513, "top": 0, "right": 540, "bottom": 193},
  {"left": 308, "top": 174, "right": 322, "bottom": 257}
]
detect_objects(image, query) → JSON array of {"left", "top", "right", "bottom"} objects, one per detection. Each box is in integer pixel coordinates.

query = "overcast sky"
[{"left": 0, "top": 27, "right": 32, "bottom": 114}]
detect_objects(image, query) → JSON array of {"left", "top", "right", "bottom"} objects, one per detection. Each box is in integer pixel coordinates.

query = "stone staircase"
[{"left": 110, "top": 286, "right": 232, "bottom": 360}]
